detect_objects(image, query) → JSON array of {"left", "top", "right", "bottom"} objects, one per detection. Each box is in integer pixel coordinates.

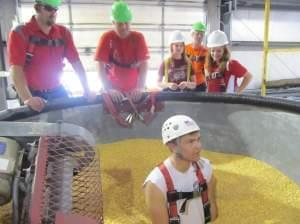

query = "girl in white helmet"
[
  {"left": 204, "top": 30, "right": 252, "bottom": 93},
  {"left": 144, "top": 115, "right": 218, "bottom": 224},
  {"left": 157, "top": 31, "right": 196, "bottom": 91}
]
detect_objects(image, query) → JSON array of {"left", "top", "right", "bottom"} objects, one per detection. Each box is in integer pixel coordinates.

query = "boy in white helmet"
[
  {"left": 144, "top": 115, "right": 218, "bottom": 224},
  {"left": 157, "top": 31, "right": 196, "bottom": 91}
]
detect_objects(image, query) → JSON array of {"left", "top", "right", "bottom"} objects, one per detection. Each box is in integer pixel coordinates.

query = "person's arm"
[
  {"left": 129, "top": 60, "right": 148, "bottom": 102},
  {"left": 11, "top": 65, "right": 45, "bottom": 112},
  {"left": 137, "top": 60, "right": 148, "bottom": 89},
  {"left": 237, "top": 72, "right": 253, "bottom": 94},
  {"left": 204, "top": 69, "right": 209, "bottom": 92},
  {"left": 179, "top": 73, "right": 196, "bottom": 90},
  {"left": 157, "top": 61, "right": 178, "bottom": 90},
  {"left": 208, "top": 174, "right": 218, "bottom": 221},
  {"left": 97, "top": 61, "right": 110, "bottom": 90},
  {"left": 11, "top": 65, "right": 32, "bottom": 102},
  {"left": 158, "top": 80, "right": 179, "bottom": 90},
  {"left": 97, "top": 61, "right": 124, "bottom": 102},
  {"left": 144, "top": 182, "right": 169, "bottom": 224}
]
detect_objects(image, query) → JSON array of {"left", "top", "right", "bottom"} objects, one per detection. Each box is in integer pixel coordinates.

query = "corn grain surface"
[{"left": 99, "top": 139, "right": 300, "bottom": 224}]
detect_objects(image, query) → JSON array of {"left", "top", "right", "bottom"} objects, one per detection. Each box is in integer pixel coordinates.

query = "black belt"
[
  {"left": 30, "top": 85, "right": 64, "bottom": 94},
  {"left": 188, "top": 55, "right": 206, "bottom": 62},
  {"left": 110, "top": 57, "right": 136, "bottom": 68}
]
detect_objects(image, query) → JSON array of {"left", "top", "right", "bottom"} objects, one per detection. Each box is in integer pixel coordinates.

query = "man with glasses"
[
  {"left": 8, "top": 0, "right": 92, "bottom": 112},
  {"left": 95, "top": 0, "right": 149, "bottom": 103}
]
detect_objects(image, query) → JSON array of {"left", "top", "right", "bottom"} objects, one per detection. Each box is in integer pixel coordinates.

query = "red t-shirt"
[
  {"left": 8, "top": 16, "right": 79, "bottom": 90},
  {"left": 94, "top": 30, "right": 149, "bottom": 92},
  {"left": 206, "top": 60, "right": 247, "bottom": 92}
]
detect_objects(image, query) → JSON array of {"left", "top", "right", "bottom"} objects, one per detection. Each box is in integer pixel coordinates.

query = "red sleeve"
[
  {"left": 63, "top": 28, "right": 80, "bottom": 63},
  {"left": 136, "top": 32, "right": 150, "bottom": 61},
  {"left": 8, "top": 30, "right": 27, "bottom": 66},
  {"left": 228, "top": 60, "right": 248, "bottom": 78},
  {"left": 94, "top": 32, "right": 111, "bottom": 63}
]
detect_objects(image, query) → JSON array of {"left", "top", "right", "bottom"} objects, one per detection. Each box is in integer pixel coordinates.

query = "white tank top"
[{"left": 144, "top": 157, "right": 212, "bottom": 224}]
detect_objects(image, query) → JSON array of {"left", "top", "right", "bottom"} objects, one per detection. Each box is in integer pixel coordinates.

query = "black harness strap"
[
  {"left": 187, "top": 55, "right": 206, "bottom": 62},
  {"left": 28, "top": 36, "right": 65, "bottom": 47},
  {"left": 109, "top": 56, "right": 136, "bottom": 68},
  {"left": 108, "top": 33, "right": 138, "bottom": 68},
  {"left": 13, "top": 25, "right": 66, "bottom": 65},
  {"left": 159, "top": 162, "right": 211, "bottom": 224}
]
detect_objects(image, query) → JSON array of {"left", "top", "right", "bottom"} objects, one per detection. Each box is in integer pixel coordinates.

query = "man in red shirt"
[
  {"left": 8, "top": 0, "right": 92, "bottom": 112},
  {"left": 95, "top": 0, "right": 149, "bottom": 103}
]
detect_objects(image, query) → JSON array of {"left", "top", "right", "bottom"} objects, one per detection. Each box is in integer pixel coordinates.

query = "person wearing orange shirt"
[{"left": 185, "top": 22, "right": 208, "bottom": 92}]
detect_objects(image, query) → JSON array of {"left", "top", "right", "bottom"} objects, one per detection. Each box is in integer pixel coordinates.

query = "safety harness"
[
  {"left": 159, "top": 162, "right": 211, "bottom": 224},
  {"left": 13, "top": 24, "right": 66, "bottom": 66},
  {"left": 102, "top": 92, "right": 164, "bottom": 127},
  {"left": 206, "top": 71, "right": 224, "bottom": 81},
  {"left": 108, "top": 32, "right": 139, "bottom": 68},
  {"left": 163, "top": 57, "right": 192, "bottom": 83},
  {"left": 206, "top": 61, "right": 231, "bottom": 92},
  {"left": 187, "top": 55, "right": 206, "bottom": 63},
  {"left": 206, "top": 61, "right": 231, "bottom": 81}
]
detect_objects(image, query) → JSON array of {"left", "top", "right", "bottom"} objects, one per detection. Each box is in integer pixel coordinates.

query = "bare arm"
[
  {"left": 137, "top": 60, "right": 148, "bottom": 89},
  {"left": 97, "top": 61, "right": 112, "bottom": 91},
  {"left": 11, "top": 65, "right": 45, "bottom": 111},
  {"left": 157, "top": 74, "right": 178, "bottom": 90},
  {"left": 97, "top": 61, "right": 124, "bottom": 102},
  {"left": 208, "top": 175, "right": 218, "bottom": 221},
  {"left": 237, "top": 72, "right": 253, "bottom": 94},
  {"left": 71, "top": 60, "right": 90, "bottom": 95},
  {"left": 128, "top": 60, "right": 149, "bottom": 102},
  {"left": 144, "top": 182, "right": 169, "bottom": 224},
  {"left": 11, "top": 65, "right": 32, "bottom": 102}
]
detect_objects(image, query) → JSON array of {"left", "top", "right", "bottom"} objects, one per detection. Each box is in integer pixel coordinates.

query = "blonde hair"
[{"left": 205, "top": 46, "right": 230, "bottom": 75}]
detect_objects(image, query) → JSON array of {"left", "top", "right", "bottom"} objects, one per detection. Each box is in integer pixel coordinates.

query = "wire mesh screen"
[{"left": 28, "top": 136, "right": 103, "bottom": 224}]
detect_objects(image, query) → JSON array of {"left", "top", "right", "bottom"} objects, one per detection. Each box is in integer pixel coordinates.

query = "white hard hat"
[
  {"left": 162, "top": 115, "right": 200, "bottom": 144},
  {"left": 207, "top": 30, "right": 229, "bottom": 48},
  {"left": 168, "top": 30, "right": 185, "bottom": 45}
]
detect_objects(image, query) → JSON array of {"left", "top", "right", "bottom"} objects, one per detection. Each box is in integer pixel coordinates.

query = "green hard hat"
[
  {"left": 192, "top": 21, "right": 206, "bottom": 32},
  {"left": 111, "top": 0, "right": 132, "bottom": 23},
  {"left": 36, "top": 0, "right": 62, "bottom": 7}
]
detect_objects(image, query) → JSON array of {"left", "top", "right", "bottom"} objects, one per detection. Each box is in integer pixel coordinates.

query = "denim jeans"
[{"left": 30, "top": 85, "right": 69, "bottom": 101}]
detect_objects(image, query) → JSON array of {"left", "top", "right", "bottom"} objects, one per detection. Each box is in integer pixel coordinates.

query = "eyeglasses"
[{"left": 43, "top": 4, "right": 58, "bottom": 12}]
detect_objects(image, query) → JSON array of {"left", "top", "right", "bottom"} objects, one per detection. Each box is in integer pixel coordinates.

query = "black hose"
[
  {"left": 12, "top": 170, "right": 20, "bottom": 224},
  {"left": 0, "top": 92, "right": 300, "bottom": 121}
]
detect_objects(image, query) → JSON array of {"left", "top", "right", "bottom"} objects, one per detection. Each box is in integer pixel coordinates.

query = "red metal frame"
[{"left": 29, "top": 137, "right": 49, "bottom": 224}]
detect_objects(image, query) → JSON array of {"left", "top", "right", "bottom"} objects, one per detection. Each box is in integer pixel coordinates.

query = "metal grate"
[{"left": 28, "top": 136, "right": 103, "bottom": 224}]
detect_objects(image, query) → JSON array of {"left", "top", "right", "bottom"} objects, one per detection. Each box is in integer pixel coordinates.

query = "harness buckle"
[
  {"left": 169, "top": 216, "right": 180, "bottom": 224},
  {"left": 211, "top": 72, "right": 217, "bottom": 79},
  {"left": 193, "top": 191, "right": 201, "bottom": 198},
  {"left": 167, "top": 190, "right": 178, "bottom": 202}
]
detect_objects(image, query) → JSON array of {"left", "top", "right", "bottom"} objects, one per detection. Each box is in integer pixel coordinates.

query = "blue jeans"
[{"left": 30, "top": 85, "right": 69, "bottom": 101}]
